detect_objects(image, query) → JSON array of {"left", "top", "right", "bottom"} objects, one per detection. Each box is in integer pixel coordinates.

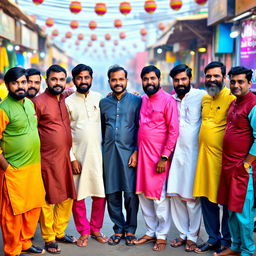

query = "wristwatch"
[
  {"left": 161, "top": 155, "right": 169, "bottom": 161},
  {"left": 243, "top": 162, "right": 251, "bottom": 169}
]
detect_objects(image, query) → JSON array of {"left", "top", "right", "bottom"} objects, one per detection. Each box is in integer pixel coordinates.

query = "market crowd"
[{"left": 0, "top": 61, "right": 255, "bottom": 256}]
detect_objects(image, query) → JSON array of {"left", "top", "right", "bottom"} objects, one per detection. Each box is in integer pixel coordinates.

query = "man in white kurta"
[
  {"left": 65, "top": 64, "right": 107, "bottom": 247},
  {"left": 167, "top": 64, "right": 205, "bottom": 252}
]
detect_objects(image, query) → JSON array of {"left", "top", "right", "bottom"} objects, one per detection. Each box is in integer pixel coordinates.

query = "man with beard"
[
  {"left": 166, "top": 64, "right": 206, "bottom": 252},
  {"left": 135, "top": 65, "right": 179, "bottom": 252},
  {"left": 100, "top": 65, "right": 141, "bottom": 246},
  {"left": 33, "top": 65, "right": 77, "bottom": 254},
  {"left": 193, "top": 61, "right": 235, "bottom": 254},
  {"left": 26, "top": 68, "right": 41, "bottom": 98},
  {"left": 65, "top": 64, "right": 107, "bottom": 247},
  {"left": 0, "top": 67, "right": 45, "bottom": 255}
]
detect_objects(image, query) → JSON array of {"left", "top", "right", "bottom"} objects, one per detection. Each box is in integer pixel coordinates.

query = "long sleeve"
[
  {"left": 248, "top": 105, "right": 256, "bottom": 156},
  {"left": 0, "top": 109, "right": 9, "bottom": 154}
]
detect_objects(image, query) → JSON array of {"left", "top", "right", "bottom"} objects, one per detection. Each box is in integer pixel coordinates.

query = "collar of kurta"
[
  {"left": 7, "top": 95, "right": 27, "bottom": 105},
  {"left": 45, "top": 88, "right": 64, "bottom": 101},
  {"left": 236, "top": 91, "right": 253, "bottom": 104},
  {"left": 75, "top": 90, "right": 90, "bottom": 98},
  {"left": 111, "top": 90, "right": 128, "bottom": 100},
  {"left": 173, "top": 86, "right": 193, "bottom": 102}
]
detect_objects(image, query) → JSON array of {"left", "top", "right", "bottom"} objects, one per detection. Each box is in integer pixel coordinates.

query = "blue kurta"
[{"left": 100, "top": 92, "right": 141, "bottom": 194}]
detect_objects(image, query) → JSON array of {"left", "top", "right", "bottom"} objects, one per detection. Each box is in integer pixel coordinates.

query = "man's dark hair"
[
  {"left": 4, "top": 67, "right": 26, "bottom": 85},
  {"left": 140, "top": 65, "right": 161, "bottom": 79},
  {"left": 204, "top": 61, "right": 226, "bottom": 76},
  {"left": 169, "top": 64, "right": 192, "bottom": 79},
  {"left": 107, "top": 65, "right": 127, "bottom": 79},
  {"left": 26, "top": 68, "right": 41, "bottom": 80},
  {"left": 46, "top": 65, "right": 67, "bottom": 79},
  {"left": 228, "top": 66, "right": 253, "bottom": 83},
  {"left": 72, "top": 64, "right": 93, "bottom": 78}
]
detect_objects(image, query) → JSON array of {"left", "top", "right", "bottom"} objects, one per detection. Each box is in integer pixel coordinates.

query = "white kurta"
[
  {"left": 167, "top": 88, "right": 206, "bottom": 201},
  {"left": 66, "top": 91, "right": 105, "bottom": 200}
]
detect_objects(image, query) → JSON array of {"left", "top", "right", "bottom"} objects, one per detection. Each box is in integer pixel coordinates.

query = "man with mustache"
[
  {"left": 135, "top": 65, "right": 179, "bottom": 251},
  {"left": 193, "top": 61, "right": 235, "bottom": 254},
  {"left": 100, "top": 65, "right": 141, "bottom": 246},
  {"left": 33, "top": 65, "right": 77, "bottom": 254},
  {"left": 0, "top": 67, "right": 45, "bottom": 255},
  {"left": 166, "top": 64, "right": 206, "bottom": 252},
  {"left": 65, "top": 64, "right": 107, "bottom": 247},
  {"left": 26, "top": 68, "right": 41, "bottom": 98}
]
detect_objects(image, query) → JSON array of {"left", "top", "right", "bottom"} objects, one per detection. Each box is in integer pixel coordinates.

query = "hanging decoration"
[
  {"left": 141, "top": 36, "right": 147, "bottom": 42},
  {"left": 140, "top": 28, "right": 147, "bottom": 36},
  {"left": 119, "top": 2, "right": 132, "bottom": 15},
  {"left": 113, "top": 40, "right": 119, "bottom": 45},
  {"left": 119, "top": 32, "right": 126, "bottom": 39},
  {"left": 70, "top": 20, "right": 79, "bottom": 29},
  {"left": 89, "top": 20, "right": 97, "bottom": 30},
  {"left": 95, "top": 3, "right": 107, "bottom": 16},
  {"left": 77, "top": 33, "right": 84, "bottom": 40},
  {"left": 32, "top": 0, "right": 44, "bottom": 5},
  {"left": 144, "top": 0, "right": 157, "bottom": 14},
  {"left": 114, "top": 19, "right": 122, "bottom": 28},
  {"left": 170, "top": 0, "right": 182, "bottom": 11},
  {"left": 61, "top": 38, "right": 66, "bottom": 43},
  {"left": 45, "top": 18, "right": 54, "bottom": 27},
  {"left": 51, "top": 29, "right": 59, "bottom": 37},
  {"left": 65, "top": 31, "right": 72, "bottom": 38},
  {"left": 195, "top": 0, "right": 207, "bottom": 5},
  {"left": 91, "top": 34, "right": 97, "bottom": 41},
  {"left": 75, "top": 40, "right": 80, "bottom": 46},
  {"left": 100, "top": 41, "right": 105, "bottom": 47},
  {"left": 88, "top": 41, "right": 92, "bottom": 47},
  {"left": 69, "top": 1, "right": 82, "bottom": 14},
  {"left": 158, "top": 22, "right": 166, "bottom": 31},
  {"left": 105, "top": 33, "right": 111, "bottom": 40}
]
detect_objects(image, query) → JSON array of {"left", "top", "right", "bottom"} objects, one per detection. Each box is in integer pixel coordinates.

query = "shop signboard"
[
  {"left": 0, "top": 10, "right": 15, "bottom": 41},
  {"left": 240, "top": 19, "right": 256, "bottom": 91}
]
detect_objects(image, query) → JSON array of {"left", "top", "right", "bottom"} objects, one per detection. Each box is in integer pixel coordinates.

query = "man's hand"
[
  {"left": 156, "top": 159, "right": 167, "bottom": 173},
  {"left": 0, "top": 154, "right": 9, "bottom": 171},
  {"left": 128, "top": 151, "right": 138, "bottom": 168},
  {"left": 72, "top": 160, "right": 82, "bottom": 174}
]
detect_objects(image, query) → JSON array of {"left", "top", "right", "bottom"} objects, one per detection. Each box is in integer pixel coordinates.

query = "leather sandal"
[
  {"left": 56, "top": 234, "right": 77, "bottom": 244},
  {"left": 195, "top": 243, "right": 220, "bottom": 254},
  {"left": 152, "top": 239, "right": 167, "bottom": 251},
  {"left": 76, "top": 235, "right": 89, "bottom": 247},
  {"left": 170, "top": 237, "right": 186, "bottom": 247},
  {"left": 185, "top": 240, "right": 197, "bottom": 252},
  {"left": 134, "top": 234, "right": 156, "bottom": 245},
  {"left": 125, "top": 235, "right": 137, "bottom": 246},
  {"left": 44, "top": 242, "right": 61, "bottom": 254},
  {"left": 91, "top": 233, "right": 108, "bottom": 243},
  {"left": 108, "top": 234, "right": 122, "bottom": 246}
]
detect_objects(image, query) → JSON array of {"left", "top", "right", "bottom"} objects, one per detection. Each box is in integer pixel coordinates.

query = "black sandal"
[
  {"left": 56, "top": 234, "right": 76, "bottom": 243},
  {"left": 108, "top": 234, "right": 122, "bottom": 246},
  {"left": 45, "top": 242, "right": 61, "bottom": 254},
  {"left": 125, "top": 235, "right": 136, "bottom": 246}
]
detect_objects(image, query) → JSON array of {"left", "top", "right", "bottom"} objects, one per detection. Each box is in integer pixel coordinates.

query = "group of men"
[{"left": 0, "top": 60, "right": 255, "bottom": 256}]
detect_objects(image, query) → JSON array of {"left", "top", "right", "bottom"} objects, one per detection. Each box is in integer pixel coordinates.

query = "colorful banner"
[{"left": 240, "top": 19, "right": 256, "bottom": 91}]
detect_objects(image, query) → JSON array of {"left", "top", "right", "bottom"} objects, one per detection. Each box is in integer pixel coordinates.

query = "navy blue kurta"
[{"left": 100, "top": 92, "right": 141, "bottom": 194}]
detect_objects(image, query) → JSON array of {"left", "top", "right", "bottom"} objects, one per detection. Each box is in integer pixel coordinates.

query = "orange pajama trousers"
[{"left": 0, "top": 180, "right": 41, "bottom": 256}]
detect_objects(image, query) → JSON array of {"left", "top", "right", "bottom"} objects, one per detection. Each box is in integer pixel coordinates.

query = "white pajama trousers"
[
  {"left": 171, "top": 197, "right": 201, "bottom": 242},
  {"left": 138, "top": 188, "right": 171, "bottom": 240}
]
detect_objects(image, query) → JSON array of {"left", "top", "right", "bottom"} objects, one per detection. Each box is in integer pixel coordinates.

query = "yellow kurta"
[{"left": 193, "top": 87, "right": 235, "bottom": 203}]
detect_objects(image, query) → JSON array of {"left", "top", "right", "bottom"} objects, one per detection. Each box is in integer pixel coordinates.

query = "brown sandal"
[
  {"left": 91, "top": 233, "right": 108, "bottom": 243},
  {"left": 153, "top": 239, "right": 167, "bottom": 251},
  {"left": 76, "top": 235, "right": 89, "bottom": 247},
  {"left": 134, "top": 235, "right": 156, "bottom": 245},
  {"left": 170, "top": 237, "right": 186, "bottom": 247},
  {"left": 185, "top": 240, "right": 197, "bottom": 252}
]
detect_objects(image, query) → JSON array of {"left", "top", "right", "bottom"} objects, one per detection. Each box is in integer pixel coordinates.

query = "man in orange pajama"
[{"left": 0, "top": 67, "right": 46, "bottom": 256}]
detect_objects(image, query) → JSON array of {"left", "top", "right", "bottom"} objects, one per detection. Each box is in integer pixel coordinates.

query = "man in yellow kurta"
[
  {"left": 0, "top": 67, "right": 45, "bottom": 256},
  {"left": 0, "top": 72, "right": 8, "bottom": 102},
  {"left": 193, "top": 62, "right": 235, "bottom": 254}
]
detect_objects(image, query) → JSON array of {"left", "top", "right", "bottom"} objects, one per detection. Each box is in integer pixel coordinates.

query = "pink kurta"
[{"left": 136, "top": 88, "right": 179, "bottom": 200}]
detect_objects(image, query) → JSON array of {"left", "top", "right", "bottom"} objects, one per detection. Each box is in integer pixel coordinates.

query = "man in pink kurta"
[{"left": 135, "top": 65, "right": 179, "bottom": 252}]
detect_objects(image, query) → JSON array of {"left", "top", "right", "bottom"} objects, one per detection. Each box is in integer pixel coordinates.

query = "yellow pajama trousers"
[{"left": 39, "top": 198, "right": 73, "bottom": 242}]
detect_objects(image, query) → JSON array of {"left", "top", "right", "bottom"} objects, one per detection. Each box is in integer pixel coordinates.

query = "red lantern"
[
  {"left": 119, "top": 2, "right": 132, "bottom": 15},
  {"left": 100, "top": 41, "right": 105, "bottom": 47},
  {"left": 61, "top": 38, "right": 66, "bottom": 43},
  {"left": 140, "top": 28, "right": 147, "bottom": 36},
  {"left": 195, "top": 0, "right": 207, "bottom": 4},
  {"left": 65, "top": 31, "right": 72, "bottom": 39},
  {"left": 45, "top": 18, "right": 54, "bottom": 27},
  {"left": 95, "top": 3, "right": 107, "bottom": 16},
  {"left": 33, "top": 0, "right": 44, "bottom": 5},
  {"left": 51, "top": 29, "right": 59, "bottom": 37},
  {"left": 170, "top": 0, "right": 182, "bottom": 10},
  {"left": 144, "top": 0, "right": 157, "bottom": 14},
  {"left": 91, "top": 34, "right": 97, "bottom": 41},
  {"left": 119, "top": 32, "right": 126, "bottom": 39},
  {"left": 113, "top": 40, "right": 119, "bottom": 46},
  {"left": 69, "top": 1, "right": 82, "bottom": 14},
  {"left": 70, "top": 20, "right": 79, "bottom": 29},
  {"left": 89, "top": 20, "right": 97, "bottom": 30},
  {"left": 88, "top": 41, "right": 92, "bottom": 47},
  {"left": 158, "top": 22, "right": 166, "bottom": 31},
  {"left": 114, "top": 19, "right": 122, "bottom": 28},
  {"left": 105, "top": 33, "right": 111, "bottom": 40},
  {"left": 77, "top": 33, "right": 84, "bottom": 40}
]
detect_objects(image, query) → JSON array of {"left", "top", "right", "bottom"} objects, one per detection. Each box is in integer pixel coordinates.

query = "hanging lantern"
[
  {"left": 105, "top": 33, "right": 111, "bottom": 40},
  {"left": 140, "top": 28, "right": 147, "bottom": 36},
  {"left": 144, "top": 0, "right": 157, "bottom": 14},
  {"left": 77, "top": 33, "right": 84, "bottom": 40},
  {"left": 119, "top": 32, "right": 126, "bottom": 39},
  {"left": 95, "top": 3, "right": 107, "bottom": 16},
  {"left": 75, "top": 40, "right": 80, "bottom": 46},
  {"left": 170, "top": 0, "right": 182, "bottom": 11},
  {"left": 88, "top": 41, "right": 92, "bottom": 47},
  {"left": 45, "top": 18, "right": 54, "bottom": 27},
  {"left": 141, "top": 36, "right": 147, "bottom": 42},
  {"left": 195, "top": 0, "right": 207, "bottom": 4},
  {"left": 113, "top": 40, "right": 119, "bottom": 46},
  {"left": 89, "top": 20, "right": 97, "bottom": 30},
  {"left": 32, "top": 0, "right": 44, "bottom": 5},
  {"left": 61, "top": 38, "right": 66, "bottom": 43},
  {"left": 70, "top": 20, "right": 79, "bottom": 29},
  {"left": 119, "top": 2, "right": 132, "bottom": 15},
  {"left": 69, "top": 1, "right": 82, "bottom": 14},
  {"left": 100, "top": 41, "right": 105, "bottom": 47},
  {"left": 65, "top": 31, "right": 72, "bottom": 39},
  {"left": 158, "top": 22, "right": 166, "bottom": 31},
  {"left": 51, "top": 29, "right": 59, "bottom": 37},
  {"left": 91, "top": 34, "right": 97, "bottom": 41},
  {"left": 114, "top": 19, "right": 122, "bottom": 28}
]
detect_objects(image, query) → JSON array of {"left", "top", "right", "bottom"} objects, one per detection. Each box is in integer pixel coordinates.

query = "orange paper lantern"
[
  {"left": 144, "top": 0, "right": 157, "bottom": 14},
  {"left": 114, "top": 19, "right": 122, "bottom": 28},
  {"left": 89, "top": 20, "right": 97, "bottom": 30},
  {"left": 45, "top": 18, "right": 54, "bottom": 27},
  {"left": 51, "top": 29, "right": 59, "bottom": 37},
  {"left": 119, "top": 32, "right": 126, "bottom": 39},
  {"left": 70, "top": 20, "right": 79, "bottom": 29},
  {"left": 195, "top": 0, "right": 207, "bottom": 4},
  {"left": 33, "top": 0, "right": 44, "bottom": 5},
  {"left": 91, "top": 34, "right": 97, "bottom": 41},
  {"left": 65, "top": 31, "right": 72, "bottom": 39},
  {"left": 69, "top": 1, "right": 82, "bottom": 14},
  {"left": 158, "top": 22, "right": 166, "bottom": 31},
  {"left": 170, "top": 0, "right": 182, "bottom": 10},
  {"left": 119, "top": 2, "right": 132, "bottom": 15},
  {"left": 105, "top": 33, "right": 111, "bottom": 40},
  {"left": 140, "top": 28, "right": 147, "bottom": 36},
  {"left": 77, "top": 33, "right": 84, "bottom": 40},
  {"left": 95, "top": 3, "right": 107, "bottom": 16}
]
